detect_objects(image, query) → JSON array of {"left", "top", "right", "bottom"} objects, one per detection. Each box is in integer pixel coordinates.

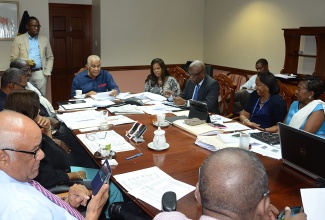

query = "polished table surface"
[{"left": 73, "top": 113, "right": 315, "bottom": 219}]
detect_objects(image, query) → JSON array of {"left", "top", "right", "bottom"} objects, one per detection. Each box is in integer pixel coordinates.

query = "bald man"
[
  {"left": 173, "top": 60, "right": 220, "bottom": 114},
  {"left": 0, "top": 110, "right": 109, "bottom": 220},
  {"left": 154, "top": 148, "right": 307, "bottom": 220}
]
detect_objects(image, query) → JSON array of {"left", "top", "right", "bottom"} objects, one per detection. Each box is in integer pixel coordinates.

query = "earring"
[{"left": 308, "top": 96, "right": 311, "bottom": 99}]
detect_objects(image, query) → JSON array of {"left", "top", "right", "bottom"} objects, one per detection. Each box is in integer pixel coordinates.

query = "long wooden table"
[{"left": 73, "top": 113, "right": 315, "bottom": 219}]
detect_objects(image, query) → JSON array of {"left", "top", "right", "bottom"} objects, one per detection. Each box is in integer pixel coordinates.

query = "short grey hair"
[
  {"left": 87, "top": 55, "right": 101, "bottom": 65},
  {"left": 1, "top": 68, "right": 27, "bottom": 87},
  {"left": 0, "top": 110, "right": 27, "bottom": 160}
]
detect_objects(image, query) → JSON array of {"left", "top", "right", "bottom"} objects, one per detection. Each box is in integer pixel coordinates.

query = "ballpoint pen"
[{"left": 126, "top": 153, "right": 143, "bottom": 160}]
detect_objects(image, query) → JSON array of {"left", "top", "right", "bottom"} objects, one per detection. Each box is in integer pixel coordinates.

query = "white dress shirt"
[{"left": 0, "top": 170, "right": 77, "bottom": 220}]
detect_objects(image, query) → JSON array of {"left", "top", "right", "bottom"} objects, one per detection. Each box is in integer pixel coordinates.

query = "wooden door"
[{"left": 49, "top": 4, "right": 91, "bottom": 108}]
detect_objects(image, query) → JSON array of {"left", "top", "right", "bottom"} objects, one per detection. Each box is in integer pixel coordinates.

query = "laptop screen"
[{"left": 278, "top": 122, "right": 325, "bottom": 179}]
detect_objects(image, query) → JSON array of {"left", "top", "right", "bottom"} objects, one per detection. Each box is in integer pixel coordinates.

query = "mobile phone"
[
  {"left": 69, "top": 100, "right": 86, "bottom": 104},
  {"left": 91, "top": 159, "right": 111, "bottom": 195},
  {"left": 209, "top": 122, "right": 227, "bottom": 128},
  {"left": 276, "top": 206, "right": 303, "bottom": 220}
]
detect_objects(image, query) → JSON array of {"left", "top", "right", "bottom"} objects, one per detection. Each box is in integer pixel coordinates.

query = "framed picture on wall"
[{"left": 0, "top": 1, "right": 19, "bottom": 40}]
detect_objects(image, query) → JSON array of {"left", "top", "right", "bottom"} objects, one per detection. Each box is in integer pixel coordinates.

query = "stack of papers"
[
  {"left": 90, "top": 91, "right": 114, "bottom": 100},
  {"left": 107, "top": 104, "right": 144, "bottom": 114},
  {"left": 114, "top": 166, "right": 195, "bottom": 210},
  {"left": 139, "top": 103, "right": 181, "bottom": 115},
  {"left": 57, "top": 110, "right": 134, "bottom": 130},
  {"left": 77, "top": 130, "right": 135, "bottom": 153},
  {"left": 61, "top": 102, "right": 95, "bottom": 110},
  {"left": 195, "top": 135, "right": 238, "bottom": 151}
]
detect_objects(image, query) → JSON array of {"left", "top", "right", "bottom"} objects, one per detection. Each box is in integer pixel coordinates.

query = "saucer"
[
  {"left": 153, "top": 120, "right": 170, "bottom": 127},
  {"left": 74, "top": 94, "right": 86, "bottom": 99},
  {"left": 148, "top": 142, "right": 169, "bottom": 151}
]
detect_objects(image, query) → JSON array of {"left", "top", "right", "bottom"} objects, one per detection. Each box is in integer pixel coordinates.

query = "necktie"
[
  {"left": 193, "top": 84, "right": 200, "bottom": 100},
  {"left": 29, "top": 180, "right": 84, "bottom": 220}
]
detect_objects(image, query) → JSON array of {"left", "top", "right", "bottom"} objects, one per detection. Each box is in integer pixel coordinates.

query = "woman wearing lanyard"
[{"left": 240, "top": 71, "right": 287, "bottom": 133}]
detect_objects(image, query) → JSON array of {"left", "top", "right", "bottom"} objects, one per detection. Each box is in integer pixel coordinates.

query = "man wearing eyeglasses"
[
  {"left": 0, "top": 110, "right": 109, "bottom": 220},
  {"left": 10, "top": 58, "right": 56, "bottom": 117},
  {"left": 154, "top": 148, "right": 307, "bottom": 220},
  {"left": 0, "top": 68, "right": 27, "bottom": 111},
  {"left": 10, "top": 16, "right": 54, "bottom": 96},
  {"left": 173, "top": 60, "right": 220, "bottom": 114}
]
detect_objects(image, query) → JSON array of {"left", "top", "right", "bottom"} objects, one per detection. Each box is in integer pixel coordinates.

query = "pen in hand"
[{"left": 126, "top": 153, "right": 143, "bottom": 160}]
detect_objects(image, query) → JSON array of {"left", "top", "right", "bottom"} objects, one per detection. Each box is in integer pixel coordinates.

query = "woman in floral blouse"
[{"left": 144, "top": 58, "right": 180, "bottom": 97}]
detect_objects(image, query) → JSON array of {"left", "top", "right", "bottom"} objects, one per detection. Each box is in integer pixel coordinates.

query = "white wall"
[
  {"left": 2, "top": 0, "right": 325, "bottom": 73},
  {"left": 0, "top": 0, "right": 49, "bottom": 70},
  {"left": 99, "top": 0, "right": 205, "bottom": 66},
  {"left": 204, "top": 0, "right": 325, "bottom": 74}
]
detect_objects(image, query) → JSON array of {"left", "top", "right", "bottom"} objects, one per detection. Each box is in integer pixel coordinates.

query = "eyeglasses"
[
  {"left": 86, "top": 132, "right": 107, "bottom": 141},
  {"left": 2, "top": 144, "right": 42, "bottom": 159},
  {"left": 262, "top": 132, "right": 280, "bottom": 145},
  {"left": 29, "top": 25, "right": 41, "bottom": 29},
  {"left": 12, "top": 81, "right": 26, "bottom": 89},
  {"left": 188, "top": 69, "right": 203, "bottom": 78}
]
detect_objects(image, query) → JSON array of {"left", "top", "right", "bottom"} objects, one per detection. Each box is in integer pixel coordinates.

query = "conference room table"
[{"left": 73, "top": 113, "right": 316, "bottom": 219}]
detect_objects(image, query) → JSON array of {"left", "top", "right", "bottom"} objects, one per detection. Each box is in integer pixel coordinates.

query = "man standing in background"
[{"left": 10, "top": 16, "right": 54, "bottom": 96}]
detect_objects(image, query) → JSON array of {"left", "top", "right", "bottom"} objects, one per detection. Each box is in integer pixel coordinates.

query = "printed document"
[{"left": 114, "top": 166, "right": 195, "bottom": 210}]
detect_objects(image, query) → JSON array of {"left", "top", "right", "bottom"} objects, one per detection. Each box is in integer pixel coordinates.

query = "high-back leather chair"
[
  {"left": 168, "top": 66, "right": 189, "bottom": 91},
  {"left": 277, "top": 79, "right": 295, "bottom": 110},
  {"left": 226, "top": 72, "right": 248, "bottom": 92},
  {"left": 214, "top": 74, "right": 237, "bottom": 118}
]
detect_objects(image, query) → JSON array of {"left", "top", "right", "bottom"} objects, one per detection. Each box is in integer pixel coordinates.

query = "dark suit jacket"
[
  {"left": 35, "top": 134, "right": 70, "bottom": 188},
  {"left": 181, "top": 74, "right": 220, "bottom": 114}
]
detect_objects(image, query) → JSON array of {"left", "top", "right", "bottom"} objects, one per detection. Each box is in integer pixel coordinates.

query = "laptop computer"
[{"left": 278, "top": 122, "right": 325, "bottom": 180}]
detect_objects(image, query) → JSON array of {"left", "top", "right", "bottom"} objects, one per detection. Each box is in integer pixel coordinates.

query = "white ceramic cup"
[
  {"left": 75, "top": 90, "right": 82, "bottom": 97},
  {"left": 239, "top": 133, "right": 250, "bottom": 150},
  {"left": 156, "top": 113, "right": 166, "bottom": 125}
]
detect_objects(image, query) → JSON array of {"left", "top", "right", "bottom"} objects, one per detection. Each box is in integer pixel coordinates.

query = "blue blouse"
[
  {"left": 244, "top": 91, "right": 287, "bottom": 129},
  {"left": 286, "top": 101, "right": 325, "bottom": 136}
]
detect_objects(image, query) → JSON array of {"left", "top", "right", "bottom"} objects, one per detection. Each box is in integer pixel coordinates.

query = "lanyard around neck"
[{"left": 250, "top": 97, "right": 269, "bottom": 120}]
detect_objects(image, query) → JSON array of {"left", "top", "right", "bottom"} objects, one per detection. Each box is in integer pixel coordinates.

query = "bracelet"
[{"left": 243, "top": 119, "right": 249, "bottom": 124}]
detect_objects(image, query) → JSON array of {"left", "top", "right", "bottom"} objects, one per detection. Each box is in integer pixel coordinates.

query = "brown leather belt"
[{"left": 31, "top": 67, "right": 43, "bottom": 72}]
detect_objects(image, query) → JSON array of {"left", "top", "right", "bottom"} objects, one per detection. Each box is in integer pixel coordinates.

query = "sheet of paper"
[
  {"left": 114, "top": 166, "right": 195, "bottom": 210},
  {"left": 90, "top": 91, "right": 114, "bottom": 100},
  {"left": 172, "top": 110, "right": 189, "bottom": 116},
  {"left": 274, "top": 73, "right": 296, "bottom": 79},
  {"left": 57, "top": 110, "right": 100, "bottom": 129},
  {"left": 106, "top": 115, "right": 135, "bottom": 125},
  {"left": 129, "top": 177, "right": 195, "bottom": 210},
  {"left": 139, "top": 104, "right": 179, "bottom": 115},
  {"left": 107, "top": 105, "right": 144, "bottom": 114},
  {"left": 250, "top": 137, "right": 281, "bottom": 159},
  {"left": 77, "top": 130, "right": 135, "bottom": 154},
  {"left": 219, "top": 122, "right": 251, "bottom": 132},
  {"left": 61, "top": 102, "right": 94, "bottom": 110},
  {"left": 301, "top": 188, "right": 325, "bottom": 220}
]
